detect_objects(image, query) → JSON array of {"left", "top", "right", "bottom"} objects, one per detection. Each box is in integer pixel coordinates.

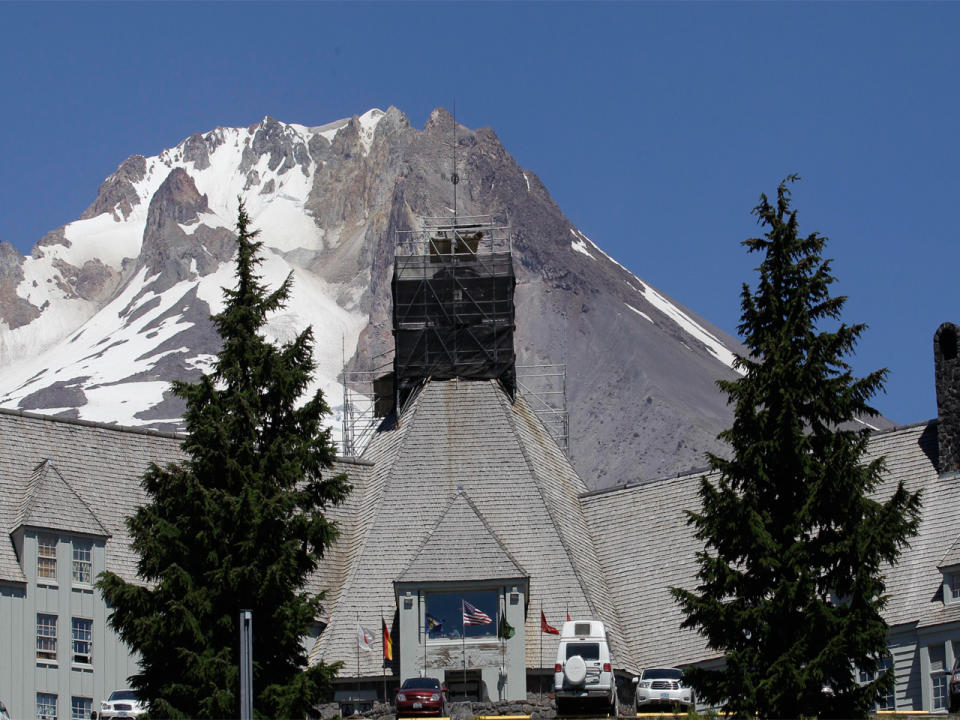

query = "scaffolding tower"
[{"left": 391, "top": 215, "right": 516, "bottom": 410}]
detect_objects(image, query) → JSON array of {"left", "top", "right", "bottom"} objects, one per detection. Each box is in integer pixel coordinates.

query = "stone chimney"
[{"left": 935, "top": 322, "right": 960, "bottom": 473}]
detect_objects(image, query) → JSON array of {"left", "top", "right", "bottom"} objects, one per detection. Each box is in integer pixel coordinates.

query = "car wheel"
[
  {"left": 950, "top": 696, "right": 960, "bottom": 714},
  {"left": 610, "top": 691, "right": 619, "bottom": 717}
]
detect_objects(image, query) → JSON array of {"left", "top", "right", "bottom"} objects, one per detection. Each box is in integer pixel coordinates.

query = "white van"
[{"left": 553, "top": 620, "right": 618, "bottom": 716}]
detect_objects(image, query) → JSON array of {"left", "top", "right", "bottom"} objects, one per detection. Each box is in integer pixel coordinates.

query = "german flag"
[{"left": 382, "top": 616, "right": 393, "bottom": 661}]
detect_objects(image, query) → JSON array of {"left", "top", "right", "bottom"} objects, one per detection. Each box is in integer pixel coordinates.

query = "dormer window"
[
  {"left": 941, "top": 567, "right": 960, "bottom": 605},
  {"left": 950, "top": 573, "right": 960, "bottom": 601},
  {"left": 37, "top": 534, "right": 57, "bottom": 580},
  {"left": 72, "top": 541, "right": 92, "bottom": 584}
]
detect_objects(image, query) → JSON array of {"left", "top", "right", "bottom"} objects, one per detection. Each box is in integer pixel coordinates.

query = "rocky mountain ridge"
[{"left": 0, "top": 106, "right": 856, "bottom": 489}]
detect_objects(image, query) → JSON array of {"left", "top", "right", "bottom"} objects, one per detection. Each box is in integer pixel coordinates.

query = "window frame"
[
  {"left": 72, "top": 541, "right": 92, "bottom": 585},
  {"left": 71, "top": 617, "right": 92, "bottom": 665},
  {"left": 36, "top": 613, "right": 57, "bottom": 662},
  {"left": 37, "top": 692, "right": 57, "bottom": 720},
  {"left": 37, "top": 534, "right": 57, "bottom": 581},
  {"left": 70, "top": 697, "right": 91, "bottom": 720},
  {"left": 932, "top": 671, "right": 948, "bottom": 710}
]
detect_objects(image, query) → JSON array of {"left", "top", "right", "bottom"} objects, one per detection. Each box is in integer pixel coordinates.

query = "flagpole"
[
  {"left": 381, "top": 610, "right": 386, "bottom": 704},
  {"left": 461, "top": 599, "right": 467, "bottom": 700},
  {"left": 499, "top": 590, "right": 505, "bottom": 701}
]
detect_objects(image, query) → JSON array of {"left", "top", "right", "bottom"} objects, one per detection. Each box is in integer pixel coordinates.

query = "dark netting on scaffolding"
[{"left": 392, "top": 249, "right": 516, "bottom": 406}]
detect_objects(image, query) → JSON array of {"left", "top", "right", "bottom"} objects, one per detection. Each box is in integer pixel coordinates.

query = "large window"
[
  {"left": 37, "top": 614, "right": 57, "bottom": 661},
  {"left": 72, "top": 541, "right": 92, "bottom": 584},
  {"left": 71, "top": 618, "right": 92, "bottom": 665},
  {"left": 37, "top": 534, "right": 57, "bottom": 580},
  {"left": 424, "top": 590, "right": 498, "bottom": 639},
  {"left": 70, "top": 697, "right": 91, "bottom": 720},
  {"left": 37, "top": 693, "right": 57, "bottom": 720}
]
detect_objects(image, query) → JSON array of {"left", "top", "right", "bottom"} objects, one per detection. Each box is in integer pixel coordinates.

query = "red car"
[{"left": 396, "top": 677, "right": 448, "bottom": 717}]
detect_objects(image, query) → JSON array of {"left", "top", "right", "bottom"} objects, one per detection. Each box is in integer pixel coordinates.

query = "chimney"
[{"left": 935, "top": 322, "right": 960, "bottom": 473}]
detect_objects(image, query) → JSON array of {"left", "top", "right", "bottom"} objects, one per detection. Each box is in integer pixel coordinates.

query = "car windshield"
[
  {"left": 401, "top": 678, "right": 441, "bottom": 690},
  {"left": 108, "top": 691, "right": 139, "bottom": 701},
  {"left": 565, "top": 643, "right": 600, "bottom": 660},
  {"left": 643, "top": 668, "right": 683, "bottom": 680}
]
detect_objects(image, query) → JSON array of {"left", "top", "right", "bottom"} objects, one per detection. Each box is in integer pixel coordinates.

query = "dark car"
[{"left": 395, "top": 677, "right": 448, "bottom": 717}]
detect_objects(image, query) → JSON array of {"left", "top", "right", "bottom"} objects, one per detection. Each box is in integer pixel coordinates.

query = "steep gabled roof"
[
  {"left": 12, "top": 459, "right": 109, "bottom": 537},
  {"left": 396, "top": 490, "right": 527, "bottom": 584},
  {"left": 310, "top": 379, "right": 617, "bottom": 674}
]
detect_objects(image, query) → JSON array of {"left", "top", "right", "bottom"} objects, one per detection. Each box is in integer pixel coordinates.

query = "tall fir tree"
[
  {"left": 97, "top": 201, "right": 349, "bottom": 718},
  {"left": 672, "top": 176, "right": 922, "bottom": 719}
]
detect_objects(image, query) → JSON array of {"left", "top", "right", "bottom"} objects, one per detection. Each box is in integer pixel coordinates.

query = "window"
[
  {"left": 72, "top": 541, "right": 92, "bottom": 584},
  {"left": 931, "top": 644, "right": 948, "bottom": 710},
  {"left": 859, "top": 656, "right": 895, "bottom": 709},
  {"left": 71, "top": 618, "right": 91, "bottom": 664},
  {"left": 37, "top": 614, "right": 57, "bottom": 661},
  {"left": 70, "top": 697, "right": 91, "bottom": 720},
  {"left": 950, "top": 573, "right": 960, "bottom": 601},
  {"left": 877, "top": 656, "right": 895, "bottom": 710},
  {"left": 37, "top": 693, "right": 57, "bottom": 720},
  {"left": 423, "top": 590, "right": 497, "bottom": 639},
  {"left": 37, "top": 534, "right": 57, "bottom": 580},
  {"left": 933, "top": 673, "right": 948, "bottom": 710}
]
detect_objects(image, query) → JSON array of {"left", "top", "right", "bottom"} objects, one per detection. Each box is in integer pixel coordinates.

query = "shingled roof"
[{"left": 309, "top": 379, "right": 622, "bottom": 675}]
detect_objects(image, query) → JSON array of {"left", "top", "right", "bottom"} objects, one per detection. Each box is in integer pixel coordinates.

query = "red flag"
[
  {"left": 541, "top": 610, "right": 559, "bottom": 635},
  {"left": 566, "top": 608, "right": 571, "bottom": 622},
  {"left": 382, "top": 616, "right": 393, "bottom": 661}
]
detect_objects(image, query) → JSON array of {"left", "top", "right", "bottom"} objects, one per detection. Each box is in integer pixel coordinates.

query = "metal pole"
[
  {"left": 461, "top": 600, "right": 467, "bottom": 700},
  {"left": 539, "top": 603, "right": 543, "bottom": 702},
  {"left": 239, "top": 610, "right": 253, "bottom": 720}
]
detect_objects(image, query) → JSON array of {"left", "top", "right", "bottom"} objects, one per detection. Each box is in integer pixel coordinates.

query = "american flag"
[{"left": 462, "top": 600, "right": 493, "bottom": 626}]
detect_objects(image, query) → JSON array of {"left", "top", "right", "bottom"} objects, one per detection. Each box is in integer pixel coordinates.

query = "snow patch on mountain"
[
  {"left": 626, "top": 304, "right": 653, "bottom": 323},
  {"left": 570, "top": 229, "right": 596, "bottom": 259},
  {"left": 357, "top": 108, "right": 385, "bottom": 156},
  {"left": 636, "top": 282, "right": 743, "bottom": 374}
]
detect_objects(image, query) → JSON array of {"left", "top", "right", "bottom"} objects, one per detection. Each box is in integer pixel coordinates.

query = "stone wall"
[
  {"left": 935, "top": 322, "right": 960, "bottom": 473},
  {"left": 313, "top": 698, "right": 561, "bottom": 720}
]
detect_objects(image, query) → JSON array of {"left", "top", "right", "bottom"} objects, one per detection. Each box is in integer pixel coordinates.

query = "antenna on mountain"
[{"left": 444, "top": 99, "right": 459, "bottom": 222}]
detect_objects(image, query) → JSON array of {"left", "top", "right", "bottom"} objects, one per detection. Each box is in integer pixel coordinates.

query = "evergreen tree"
[
  {"left": 672, "top": 176, "right": 921, "bottom": 719},
  {"left": 98, "top": 201, "right": 349, "bottom": 718}
]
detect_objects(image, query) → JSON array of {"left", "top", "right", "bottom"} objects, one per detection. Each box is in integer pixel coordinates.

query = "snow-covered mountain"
[{"left": 0, "top": 106, "right": 847, "bottom": 488}]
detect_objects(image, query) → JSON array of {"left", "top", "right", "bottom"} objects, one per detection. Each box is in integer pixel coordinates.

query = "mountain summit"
[{"left": 0, "top": 106, "right": 845, "bottom": 488}]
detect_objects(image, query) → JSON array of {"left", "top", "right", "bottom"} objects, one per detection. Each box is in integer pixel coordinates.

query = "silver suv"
[
  {"left": 553, "top": 620, "right": 618, "bottom": 716},
  {"left": 632, "top": 667, "right": 694, "bottom": 711}
]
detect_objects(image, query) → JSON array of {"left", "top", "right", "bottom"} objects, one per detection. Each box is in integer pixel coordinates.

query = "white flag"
[{"left": 357, "top": 623, "right": 375, "bottom": 651}]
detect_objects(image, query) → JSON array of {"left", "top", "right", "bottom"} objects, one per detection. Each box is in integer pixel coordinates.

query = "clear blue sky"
[{"left": 2, "top": 1, "right": 957, "bottom": 426}]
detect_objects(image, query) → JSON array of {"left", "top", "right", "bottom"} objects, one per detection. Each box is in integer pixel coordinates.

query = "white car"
[
  {"left": 99, "top": 690, "right": 146, "bottom": 719},
  {"left": 553, "top": 620, "right": 619, "bottom": 716},
  {"left": 632, "top": 667, "right": 695, "bottom": 711}
]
